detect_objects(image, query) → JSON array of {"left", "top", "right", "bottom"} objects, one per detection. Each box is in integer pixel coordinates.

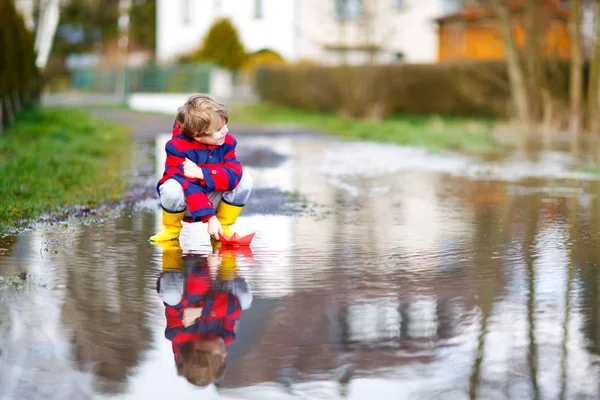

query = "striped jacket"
[{"left": 157, "top": 121, "right": 243, "bottom": 222}]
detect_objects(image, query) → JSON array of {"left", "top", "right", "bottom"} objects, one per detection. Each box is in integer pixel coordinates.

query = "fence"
[{"left": 70, "top": 63, "right": 214, "bottom": 94}]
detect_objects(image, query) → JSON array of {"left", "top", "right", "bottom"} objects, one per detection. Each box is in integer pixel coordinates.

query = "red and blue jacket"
[
  {"left": 158, "top": 121, "right": 243, "bottom": 222},
  {"left": 163, "top": 261, "right": 241, "bottom": 361}
]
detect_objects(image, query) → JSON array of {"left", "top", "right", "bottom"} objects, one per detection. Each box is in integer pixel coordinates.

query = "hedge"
[
  {"left": 255, "top": 61, "right": 571, "bottom": 119},
  {"left": 0, "top": 0, "right": 41, "bottom": 132}
]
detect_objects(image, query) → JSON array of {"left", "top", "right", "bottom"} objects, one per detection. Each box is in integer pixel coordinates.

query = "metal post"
[{"left": 116, "top": 0, "right": 131, "bottom": 100}]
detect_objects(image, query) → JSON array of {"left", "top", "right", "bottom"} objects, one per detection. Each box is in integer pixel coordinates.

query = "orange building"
[{"left": 436, "top": 0, "right": 571, "bottom": 62}]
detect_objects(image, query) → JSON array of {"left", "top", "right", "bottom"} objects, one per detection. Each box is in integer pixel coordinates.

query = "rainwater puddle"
[{"left": 2, "top": 133, "right": 600, "bottom": 399}]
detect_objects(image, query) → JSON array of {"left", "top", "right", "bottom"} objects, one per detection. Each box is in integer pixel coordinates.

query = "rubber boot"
[
  {"left": 149, "top": 209, "right": 185, "bottom": 242},
  {"left": 215, "top": 202, "right": 243, "bottom": 238}
]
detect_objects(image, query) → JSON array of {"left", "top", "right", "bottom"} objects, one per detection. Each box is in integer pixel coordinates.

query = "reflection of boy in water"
[{"left": 155, "top": 242, "right": 252, "bottom": 386}]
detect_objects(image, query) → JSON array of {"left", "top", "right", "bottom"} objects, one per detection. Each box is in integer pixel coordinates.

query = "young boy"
[{"left": 150, "top": 94, "right": 253, "bottom": 242}]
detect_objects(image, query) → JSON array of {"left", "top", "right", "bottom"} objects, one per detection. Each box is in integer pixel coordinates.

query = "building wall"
[
  {"left": 157, "top": 0, "right": 296, "bottom": 64},
  {"left": 157, "top": 0, "right": 445, "bottom": 65},
  {"left": 296, "top": 0, "right": 444, "bottom": 64},
  {"left": 392, "top": 0, "right": 444, "bottom": 63}
]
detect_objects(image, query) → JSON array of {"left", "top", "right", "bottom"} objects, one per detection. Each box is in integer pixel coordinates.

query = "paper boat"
[{"left": 218, "top": 232, "right": 256, "bottom": 246}]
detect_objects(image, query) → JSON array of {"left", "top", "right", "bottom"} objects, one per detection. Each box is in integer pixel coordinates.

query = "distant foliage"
[
  {"left": 130, "top": 0, "right": 156, "bottom": 50},
  {"left": 182, "top": 18, "right": 247, "bottom": 70},
  {"left": 256, "top": 62, "right": 572, "bottom": 119},
  {"left": 0, "top": 0, "right": 41, "bottom": 132},
  {"left": 241, "top": 49, "right": 285, "bottom": 71},
  {"left": 55, "top": 0, "right": 120, "bottom": 55}
]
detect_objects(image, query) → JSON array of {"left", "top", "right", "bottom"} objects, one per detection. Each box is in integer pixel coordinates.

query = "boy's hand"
[
  {"left": 207, "top": 216, "right": 223, "bottom": 239},
  {"left": 182, "top": 307, "right": 203, "bottom": 327},
  {"left": 182, "top": 158, "right": 204, "bottom": 180}
]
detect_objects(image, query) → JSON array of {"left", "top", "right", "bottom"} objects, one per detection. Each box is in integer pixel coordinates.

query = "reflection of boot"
[
  {"left": 149, "top": 209, "right": 185, "bottom": 242},
  {"left": 210, "top": 236, "right": 222, "bottom": 252},
  {"left": 219, "top": 250, "right": 238, "bottom": 282},
  {"left": 215, "top": 202, "right": 243, "bottom": 238},
  {"left": 156, "top": 241, "right": 184, "bottom": 306},
  {"left": 157, "top": 240, "right": 183, "bottom": 272},
  {"left": 218, "top": 249, "right": 253, "bottom": 310}
]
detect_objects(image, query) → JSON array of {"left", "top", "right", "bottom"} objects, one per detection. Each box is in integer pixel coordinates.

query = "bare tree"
[
  {"left": 482, "top": 0, "right": 597, "bottom": 139},
  {"left": 525, "top": 0, "right": 542, "bottom": 120},
  {"left": 570, "top": 0, "right": 584, "bottom": 140},
  {"left": 489, "top": 0, "right": 533, "bottom": 131},
  {"left": 587, "top": 0, "right": 600, "bottom": 132}
]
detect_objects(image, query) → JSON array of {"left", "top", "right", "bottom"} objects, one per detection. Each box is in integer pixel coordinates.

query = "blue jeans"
[{"left": 159, "top": 171, "right": 253, "bottom": 215}]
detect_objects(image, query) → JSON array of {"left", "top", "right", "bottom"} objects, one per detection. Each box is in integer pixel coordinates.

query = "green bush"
[
  {"left": 0, "top": 0, "right": 40, "bottom": 131},
  {"left": 255, "top": 61, "right": 571, "bottom": 118},
  {"left": 182, "top": 17, "right": 247, "bottom": 70}
]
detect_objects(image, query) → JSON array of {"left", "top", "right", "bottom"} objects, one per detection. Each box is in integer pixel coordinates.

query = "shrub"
[
  {"left": 241, "top": 48, "right": 285, "bottom": 71},
  {"left": 255, "top": 61, "right": 571, "bottom": 119},
  {"left": 183, "top": 17, "right": 246, "bottom": 70}
]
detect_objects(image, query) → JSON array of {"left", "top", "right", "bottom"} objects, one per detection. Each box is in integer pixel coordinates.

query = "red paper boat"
[{"left": 218, "top": 232, "right": 256, "bottom": 246}]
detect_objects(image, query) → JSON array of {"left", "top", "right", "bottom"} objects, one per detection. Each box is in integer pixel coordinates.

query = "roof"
[{"left": 435, "top": 0, "right": 571, "bottom": 24}]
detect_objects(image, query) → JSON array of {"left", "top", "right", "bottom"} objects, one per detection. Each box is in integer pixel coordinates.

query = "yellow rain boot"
[
  {"left": 149, "top": 209, "right": 185, "bottom": 242},
  {"left": 215, "top": 202, "right": 243, "bottom": 238}
]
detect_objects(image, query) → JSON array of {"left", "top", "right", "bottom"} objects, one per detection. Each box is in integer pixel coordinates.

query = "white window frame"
[
  {"left": 255, "top": 0, "right": 264, "bottom": 19},
  {"left": 182, "top": 0, "right": 191, "bottom": 24},
  {"left": 336, "top": 0, "right": 361, "bottom": 21}
]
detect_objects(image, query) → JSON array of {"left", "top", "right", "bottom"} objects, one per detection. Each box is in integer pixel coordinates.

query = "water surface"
[{"left": 1, "top": 133, "right": 600, "bottom": 399}]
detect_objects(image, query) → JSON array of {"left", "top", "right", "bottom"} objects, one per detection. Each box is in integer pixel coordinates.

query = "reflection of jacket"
[
  {"left": 162, "top": 262, "right": 241, "bottom": 360},
  {"left": 157, "top": 121, "right": 243, "bottom": 222}
]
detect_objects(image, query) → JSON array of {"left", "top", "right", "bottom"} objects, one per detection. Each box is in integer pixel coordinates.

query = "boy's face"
[{"left": 195, "top": 124, "right": 228, "bottom": 146}]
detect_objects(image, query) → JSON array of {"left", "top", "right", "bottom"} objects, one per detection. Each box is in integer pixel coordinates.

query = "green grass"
[
  {"left": 0, "top": 107, "right": 132, "bottom": 230},
  {"left": 231, "top": 104, "right": 498, "bottom": 154}
]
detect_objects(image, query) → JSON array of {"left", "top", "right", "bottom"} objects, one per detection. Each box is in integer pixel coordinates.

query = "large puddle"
[{"left": 2, "top": 132, "right": 600, "bottom": 399}]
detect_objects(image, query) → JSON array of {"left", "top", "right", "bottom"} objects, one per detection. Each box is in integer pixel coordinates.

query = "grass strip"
[
  {"left": 0, "top": 107, "right": 132, "bottom": 230},
  {"left": 231, "top": 104, "right": 498, "bottom": 154}
]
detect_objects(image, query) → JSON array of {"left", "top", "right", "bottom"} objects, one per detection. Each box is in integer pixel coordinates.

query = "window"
[
  {"left": 336, "top": 0, "right": 361, "bottom": 21},
  {"left": 255, "top": 0, "right": 264, "bottom": 19},
  {"left": 182, "top": 0, "right": 191, "bottom": 24},
  {"left": 394, "top": 0, "right": 404, "bottom": 9},
  {"left": 443, "top": 0, "right": 462, "bottom": 13}
]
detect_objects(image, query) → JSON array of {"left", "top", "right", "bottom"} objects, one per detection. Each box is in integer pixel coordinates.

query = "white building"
[{"left": 157, "top": 0, "right": 462, "bottom": 65}]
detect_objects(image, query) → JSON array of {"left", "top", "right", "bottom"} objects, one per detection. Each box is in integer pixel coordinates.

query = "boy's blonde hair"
[
  {"left": 176, "top": 94, "right": 229, "bottom": 138},
  {"left": 176, "top": 346, "right": 226, "bottom": 386}
]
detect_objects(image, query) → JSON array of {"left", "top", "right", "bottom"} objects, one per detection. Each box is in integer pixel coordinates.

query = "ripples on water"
[{"left": 1, "top": 135, "right": 600, "bottom": 399}]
